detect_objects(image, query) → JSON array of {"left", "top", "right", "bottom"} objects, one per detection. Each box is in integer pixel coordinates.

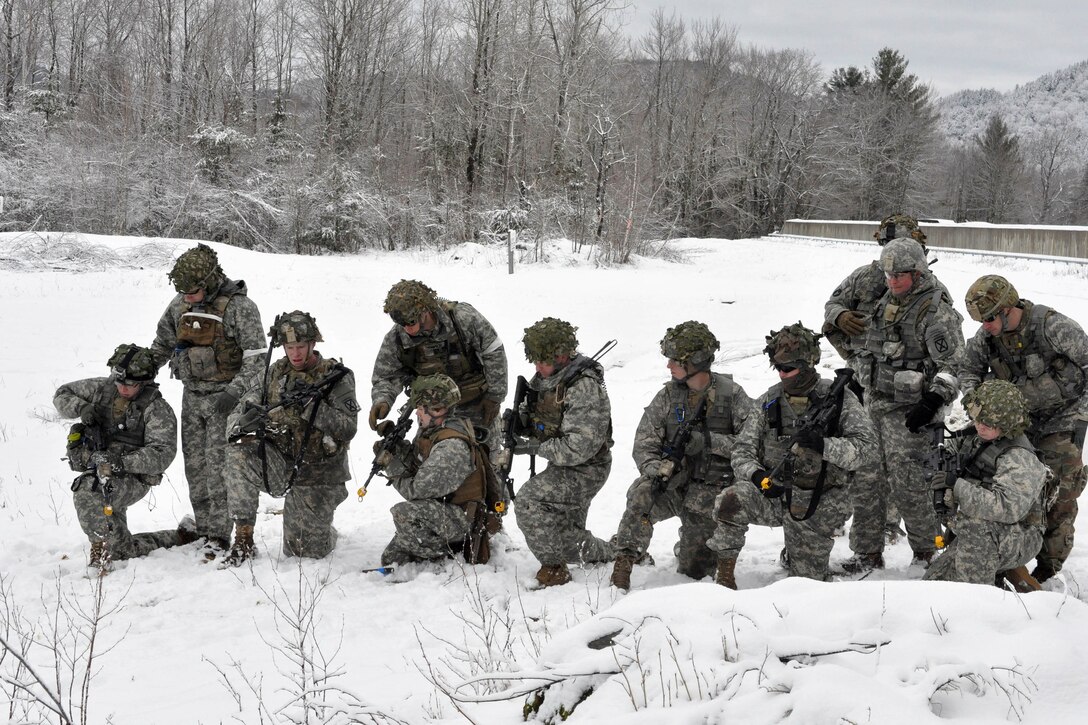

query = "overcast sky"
[{"left": 623, "top": 1, "right": 1088, "bottom": 97}]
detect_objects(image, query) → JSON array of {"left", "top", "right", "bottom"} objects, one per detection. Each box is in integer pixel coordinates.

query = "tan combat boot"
[
  {"left": 610, "top": 555, "right": 635, "bottom": 590},
  {"left": 535, "top": 564, "right": 572, "bottom": 588},
  {"left": 89, "top": 541, "right": 109, "bottom": 571},
  {"left": 714, "top": 557, "right": 737, "bottom": 590},
  {"left": 221, "top": 524, "right": 257, "bottom": 568}
]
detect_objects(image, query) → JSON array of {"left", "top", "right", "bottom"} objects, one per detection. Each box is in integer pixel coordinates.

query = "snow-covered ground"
[{"left": 2, "top": 230, "right": 1087, "bottom": 724}]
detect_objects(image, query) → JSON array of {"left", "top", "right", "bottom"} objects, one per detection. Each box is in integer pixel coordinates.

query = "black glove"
[
  {"left": 905, "top": 391, "right": 944, "bottom": 433},
  {"left": 931, "top": 471, "right": 957, "bottom": 517},
  {"left": 369, "top": 401, "right": 391, "bottom": 431},
  {"left": 793, "top": 428, "right": 825, "bottom": 454},
  {"left": 750, "top": 469, "right": 784, "bottom": 498},
  {"left": 79, "top": 403, "right": 97, "bottom": 425},
  {"left": 375, "top": 420, "right": 396, "bottom": 437},
  {"left": 235, "top": 404, "right": 264, "bottom": 436},
  {"left": 214, "top": 390, "right": 239, "bottom": 416}
]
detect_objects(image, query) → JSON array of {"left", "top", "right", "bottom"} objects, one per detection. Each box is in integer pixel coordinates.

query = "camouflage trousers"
[
  {"left": 514, "top": 456, "right": 613, "bottom": 567},
  {"left": 848, "top": 464, "right": 889, "bottom": 553},
  {"left": 381, "top": 499, "right": 470, "bottom": 566},
  {"left": 614, "top": 474, "right": 724, "bottom": 579},
  {"left": 181, "top": 387, "right": 239, "bottom": 541},
  {"left": 707, "top": 481, "right": 851, "bottom": 582},
  {"left": 865, "top": 396, "right": 940, "bottom": 555},
  {"left": 224, "top": 439, "right": 349, "bottom": 558},
  {"left": 924, "top": 518, "right": 1043, "bottom": 585},
  {"left": 72, "top": 473, "right": 179, "bottom": 560},
  {"left": 1034, "top": 430, "right": 1088, "bottom": 573}
]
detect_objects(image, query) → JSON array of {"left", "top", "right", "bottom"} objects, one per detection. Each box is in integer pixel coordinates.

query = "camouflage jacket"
[
  {"left": 53, "top": 376, "right": 178, "bottom": 484},
  {"left": 232, "top": 353, "right": 359, "bottom": 484},
  {"left": 150, "top": 278, "right": 266, "bottom": 395},
  {"left": 371, "top": 301, "right": 507, "bottom": 414},
  {"left": 959, "top": 300, "right": 1088, "bottom": 437},
  {"left": 632, "top": 372, "right": 754, "bottom": 485},
  {"left": 952, "top": 433, "right": 1047, "bottom": 527},
  {"left": 855, "top": 272, "right": 964, "bottom": 405},
  {"left": 824, "top": 261, "right": 954, "bottom": 368},
  {"left": 388, "top": 418, "right": 477, "bottom": 502},
  {"left": 527, "top": 358, "right": 612, "bottom": 468},
  {"left": 731, "top": 376, "right": 875, "bottom": 490}
]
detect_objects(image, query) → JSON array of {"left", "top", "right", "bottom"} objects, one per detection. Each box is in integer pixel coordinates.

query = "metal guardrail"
[{"left": 778, "top": 219, "right": 1088, "bottom": 261}]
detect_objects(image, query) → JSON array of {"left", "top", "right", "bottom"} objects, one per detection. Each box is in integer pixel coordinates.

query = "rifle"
[
  {"left": 919, "top": 422, "right": 973, "bottom": 548},
  {"left": 68, "top": 422, "right": 116, "bottom": 522},
  {"left": 920, "top": 423, "right": 1042, "bottom": 593},
  {"left": 358, "top": 401, "right": 414, "bottom": 502},
  {"left": 759, "top": 368, "right": 854, "bottom": 522},
  {"left": 495, "top": 339, "right": 618, "bottom": 506},
  {"left": 641, "top": 392, "right": 710, "bottom": 523},
  {"left": 229, "top": 365, "right": 351, "bottom": 442},
  {"left": 494, "top": 375, "right": 534, "bottom": 506}
]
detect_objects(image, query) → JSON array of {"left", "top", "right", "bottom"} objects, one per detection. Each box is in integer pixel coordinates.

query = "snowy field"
[{"left": 2, "top": 230, "right": 1088, "bottom": 724}]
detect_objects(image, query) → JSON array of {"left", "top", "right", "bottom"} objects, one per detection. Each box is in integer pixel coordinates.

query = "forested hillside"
[{"left": 0, "top": 2, "right": 1085, "bottom": 253}]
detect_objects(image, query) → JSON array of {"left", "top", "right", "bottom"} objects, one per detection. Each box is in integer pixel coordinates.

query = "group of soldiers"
[{"left": 55, "top": 217, "right": 1088, "bottom": 595}]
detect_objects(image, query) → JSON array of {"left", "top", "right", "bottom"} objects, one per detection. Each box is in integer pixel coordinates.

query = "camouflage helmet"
[
  {"left": 764, "top": 322, "right": 821, "bottom": 368},
  {"left": 964, "top": 275, "right": 1019, "bottom": 322},
  {"left": 523, "top": 317, "right": 579, "bottom": 362},
  {"left": 270, "top": 310, "right": 323, "bottom": 345},
  {"left": 962, "top": 380, "right": 1030, "bottom": 438},
  {"left": 660, "top": 321, "right": 720, "bottom": 371},
  {"left": 168, "top": 243, "right": 223, "bottom": 294},
  {"left": 410, "top": 373, "right": 461, "bottom": 410},
  {"left": 879, "top": 237, "right": 929, "bottom": 275},
  {"left": 875, "top": 213, "right": 927, "bottom": 246},
  {"left": 108, "top": 343, "right": 157, "bottom": 384},
  {"left": 383, "top": 280, "right": 438, "bottom": 326}
]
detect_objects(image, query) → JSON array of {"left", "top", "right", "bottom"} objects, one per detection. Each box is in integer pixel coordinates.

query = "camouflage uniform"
[
  {"left": 54, "top": 347, "right": 180, "bottom": 562},
  {"left": 150, "top": 245, "right": 265, "bottom": 546},
  {"left": 614, "top": 373, "right": 754, "bottom": 579},
  {"left": 822, "top": 221, "right": 952, "bottom": 556},
  {"left": 959, "top": 276, "right": 1088, "bottom": 579},
  {"left": 709, "top": 368, "right": 875, "bottom": 583},
  {"left": 372, "top": 281, "right": 507, "bottom": 440},
  {"left": 380, "top": 417, "right": 482, "bottom": 566},
  {"left": 225, "top": 351, "right": 359, "bottom": 558},
  {"left": 515, "top": 356, "right": 614, "bottom": 567},
  {"left": 851, "top": 239, "right": 964, "bottom": 560},
  {"left": 925, "top": 382, "right": 1048, "bottom": 584}
]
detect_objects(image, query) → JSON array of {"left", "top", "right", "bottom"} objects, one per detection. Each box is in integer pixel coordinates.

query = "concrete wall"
[{"left": 779, "top": 220, "right": 1088, "bottom": 260}]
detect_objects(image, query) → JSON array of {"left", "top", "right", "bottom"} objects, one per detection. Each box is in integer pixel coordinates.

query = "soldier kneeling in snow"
[{"left": 54, "top": 344, "right": 183, "bottom": 570}]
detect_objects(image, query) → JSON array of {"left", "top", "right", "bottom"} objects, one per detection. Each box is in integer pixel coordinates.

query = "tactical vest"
[
  {"left": 528, "top": 359, "right": 612, "bottom": 449},
  {"left": 175, "top": 281, "right": 245, "bottom": 382},
  {"left": 415, "top": 421, "right": 486, "bottom": 507},
  {"left": 265, "top": 356, "right": 348, "bottom": 463},
  {"left": 961, "top": 433, "right": 1047, "bottom": 530},
  {"left": 983, "top": 301, "right": 1086, "bottom": 416},
  {"left": 761, "top": 378, "right": 840, "bottom": 490},
  {"left": 68, "top": 381, "right": 162, "bottom": 474},
  {"left": 859, "top": 286, "right": 943, "bottom": 399},
  {"left": 661, "top": 373, "right": 737, "bottom": 484},
  {"left": 398, "top": 302, "right": 488, "bottom": 404}
]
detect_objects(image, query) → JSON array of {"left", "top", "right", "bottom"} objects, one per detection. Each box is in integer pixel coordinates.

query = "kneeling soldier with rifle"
[
  {"left": 54, "top": 344, "right": 183, "bottom": 571},
  {"left": 924, "top": 380, "right": 1048, "bottom": 589},
  {"left": 510, "top": 318, "right": 615, "bottom": 588},
  {"left": 376, "top": 374, "right": 499, "bottom": 568},
  {"left": 611, "top": 321, "right": 754, "bottom": 590},
  {"left": 708, "top": 323, "right": 875, "bottom": 589},
  {"left": 225, "top": 311, "right": 359, "bottom": 565}
]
